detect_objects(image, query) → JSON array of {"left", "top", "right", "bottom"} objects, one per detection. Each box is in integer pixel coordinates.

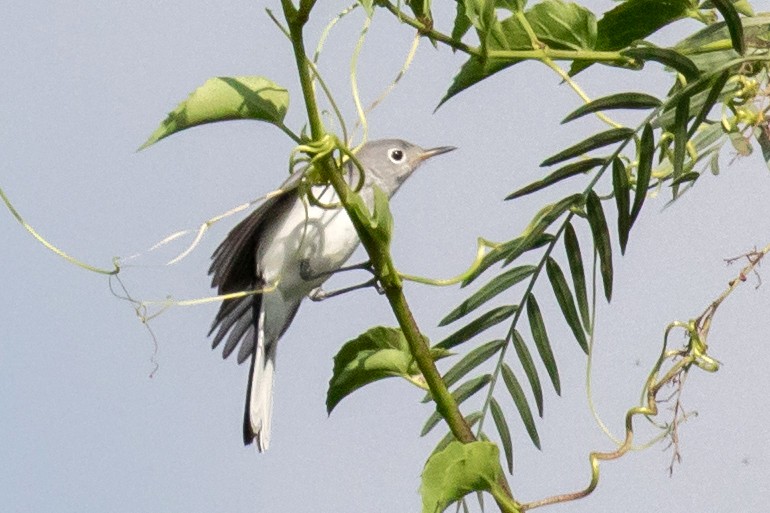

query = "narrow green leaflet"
[
  {"left": 327, "top": 327, "right": 424, "bottom": 413},
  {"left": 621, "top": 47, "right": 700, "bottom": 82},
  {"left": 140, "top": 76, "right": 289, "bottom": 149},
  {"left": 630, "top": 124, "right": 654, "bottom": 228},
  {"left": 540, "top": 128, "right": 634, "bottom": 167},
  {"left": 674, "top": 14, "right": 770, "bottom": 70},
  {"left": 673, "top": 95, "right": 690, "bottom": 195},
  {"left": 462, "top": 233, "right": 552, "bottom": 286},
  {"left": 506, "top": 158, "right": 606, "bottom": 200},
  {"left": 421, "top": 441, "right": 503, "bottom": 513},
  {"left": 586, "top": 192, "right": 613, "bottom": 302},
  {"left": 612, "top": 158, "right": 631, "bottom": 254},
  {"left": 562, "top": 93, "right": 661, "bottom": 124},
  {"left": 440, "top": 339, "right": 506, "bottom": 390},
  {"left": 526, "top": 295, "right": 560, "bottom": 395},
  {"left": 511, "top": 329, "right": 544, "bottom": 416},
  {"left": 501, "top": 363, "right": 541, "bottom": 448},
  {"left": 711, "top": 0, "right": 746, "bottom": 55},
  {"left": 489, "top": 398, "right": 514, "bottom": 473},
  {"left": 441, "top": 266, "right": 534, "bottom": 326},
  {"left": 687, "top": 71, "right": 730, "bottom": 139},
  {"left": 436, "top": 306, "right": 517, "bottom": 349},
  {"left": 421, "top": 375, "right": 492, "bottom": 436},
  {"left": 503, "top": 195, "right": 582, "bottom": 265},
  {"left": 564, "top": 222, "right": 590, "bottom": 331},
  {"left": 545, "top": 257, "right": 588, "bottom": 353},
  {"left": 755, "top": 125, "right": 770, "bottom": 171}
]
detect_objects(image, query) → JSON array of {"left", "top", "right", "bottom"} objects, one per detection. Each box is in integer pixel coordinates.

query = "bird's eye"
[{"left": 388, "top": 148, "right": 405, "bottom": 163}]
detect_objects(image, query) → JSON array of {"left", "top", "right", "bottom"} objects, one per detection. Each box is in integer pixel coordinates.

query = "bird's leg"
[
  {"left": 308, "top": 277, "right": 385, "bottom": 302},
  {"left": 299, "top": 260, "right": 374, "bottom": 281},
  {"left": 302, "top": 260, "right": 384, "bottom": 302}
]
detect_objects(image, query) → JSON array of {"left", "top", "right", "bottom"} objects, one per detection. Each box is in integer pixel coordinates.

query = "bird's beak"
[{"left": 418, "top": 145, "right": 456, "bottom": 163}]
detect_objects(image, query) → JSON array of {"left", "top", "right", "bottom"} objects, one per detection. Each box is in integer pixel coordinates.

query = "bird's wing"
[{"left": 208, "top": 171, "right": 303, "bottom": 361}]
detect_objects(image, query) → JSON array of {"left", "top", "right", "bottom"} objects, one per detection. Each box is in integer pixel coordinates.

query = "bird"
[{"left": 207, "top": 139, "right": 455, "bottom": 451}]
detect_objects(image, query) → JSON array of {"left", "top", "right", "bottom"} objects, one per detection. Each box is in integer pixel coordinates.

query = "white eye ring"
[{"left": 388, "top": 148, "right": 405, "bottom": 163}]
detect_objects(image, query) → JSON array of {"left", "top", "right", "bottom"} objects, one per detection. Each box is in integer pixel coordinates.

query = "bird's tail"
[{"left": 243, "top": 306, "right": 276, "bottom": 452}]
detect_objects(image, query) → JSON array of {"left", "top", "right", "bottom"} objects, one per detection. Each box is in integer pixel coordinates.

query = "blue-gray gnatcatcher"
[{"left": 208, "top": 139, "right": 455, "bottom": 451}]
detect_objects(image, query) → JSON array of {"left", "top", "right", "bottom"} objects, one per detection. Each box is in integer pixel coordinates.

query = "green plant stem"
[{"left": 280, "top": 4, "right": 522, "bottom": 509}]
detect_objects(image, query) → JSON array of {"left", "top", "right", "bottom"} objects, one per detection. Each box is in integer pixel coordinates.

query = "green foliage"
[
  {"left": 140, "top": 76, "right": 290, "bottom": 149},
  {"left": 421, "top": 441, "right": 504, "bottom": 513},
  {"left": 143, "top": 0, "right": 770, "bottom": 510}
]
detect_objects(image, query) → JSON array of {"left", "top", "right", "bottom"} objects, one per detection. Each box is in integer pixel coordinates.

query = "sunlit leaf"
[
  {"left": 421, "top": 441, "right": 503, "bottom": 513},
  {"left": 612, "top": 158, "right": 631, "bottom": 254},
  {"left": 441, "top": 267, "right": 534, "bottom": 326},
  {"left": 541, "top": 128, "right": 634, "bottom": 167},
  {"left": 526, "top": 295, "right": 560, "bottom": 394},
  {"left": 562, "top": 93, "right": 661, "bottom": 124},
  {"left": 489, "top": 398, "right": 514, "bottom": 473},
  {"left": 437, "top": 306, "right": 517, "bottom": 349},
  {"left": 327, "top": 327, "right": 424, "bottom": 413},
  {"left": 545, "top": 257, "right": 588, "bottom": 353},
  {"left": 506, "top": 159, "right": 606, "bottom": 200},
  {"left": 586, "top": 192, "right": 613, "bottom": 302},
  {"left": 570, "top": 0, "right": 692, "bottom": 75},
  {"left": 501, "top": 363, "right": 541, "bottom": 449},
  {"left": 563, "top": 222, "right": 590, "bottom": 331},
  {"left": 511, "top": 330, "right": 544, "bottom": 416},
  {"left": 140, "top": 76, "right": 289, "bottom": 149},
  {"left": 421, "top": 375, "right": 492, "bottom": 436}
]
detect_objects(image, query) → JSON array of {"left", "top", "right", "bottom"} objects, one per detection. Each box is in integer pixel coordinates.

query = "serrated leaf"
[
  {"left": 630, "top": 124, "right": 654, "bottom": 227},
  {"left": 437, "top": 306, "right": 517, "bottom": 350},
  {"left": 511, "top": 330, "right": 544, "bottom": 416},
  {"left": 541, "top": 128, "right": 634, "bottom": 167},
  {"left": 526, "top": 295, "right": 560, "bottom": 394},
  {"left": 545, "top": 257, "right": 588, "bottom": 353},
  {"left": 562, "top": 93, "right": 662, "bottom": 124},
  {"left": 612, "top": 158, "right": 631, "bottom": 254},
  {"left": 327, "top": 327, "right": 421, "bottom": 413},
  {"left": 524, "top": 0, "right": 597, "bottom": 51},
  {"left": 421, "top": 441, "right": 503, "bottom": 513},
  {"left": 489, "top": 398, "right": 514, "bottom": 473},
  {"left": 441, "top": 340, "right": 507, "bottom": 391},
  {"left": 371, "top": 184, "right": 394, "bottom": 247},
  {"left": 586, "top": 192, "right": 613, "bottom": 302},
  {"left": 452, "top": 0, "right": 473, "bottom": 43},
  {"left": 711, "top": 0, "right": 745, "bottom": 55},
  {"left": 421, "top": 375, "right": 492, "bottom": 436},
  {"left": 506, "top": 159, "right": 606, "bottom": 200},
  {"left": 441, "top": 266, "right": 535, "bottom": 326},
  {"left": 563, "top": 222, "right": 590, "bottom": 331},
  {"left": 621, "top": 47, "right": 700, "bottom": 82},
  {"left": 140, "top": 76, "right": 289, "bottom": 149},
  {"left": 501, "top": 363, "right": 541, "bottom": 448}
]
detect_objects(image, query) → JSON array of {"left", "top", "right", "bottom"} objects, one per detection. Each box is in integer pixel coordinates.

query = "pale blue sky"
[{"left": 2, "top": 1, "right": 769, "bottom": 512}]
